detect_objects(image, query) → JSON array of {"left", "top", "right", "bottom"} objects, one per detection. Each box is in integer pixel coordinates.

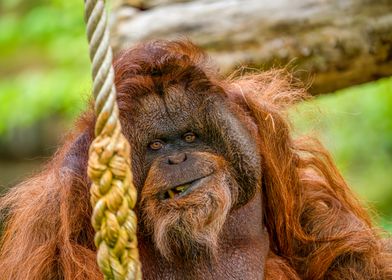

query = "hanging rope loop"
[{"left": 83, "top": 0, "right": 142, "bottom": 279}]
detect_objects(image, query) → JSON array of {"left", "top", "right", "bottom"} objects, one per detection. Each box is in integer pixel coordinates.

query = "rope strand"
[{"left": 83, "top": 0, "right": 141, "bottom": 279}]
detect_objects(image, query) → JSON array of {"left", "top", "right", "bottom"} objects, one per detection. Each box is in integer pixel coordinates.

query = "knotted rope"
[{"left": 84, "top": 0, "right": 141, "bottom": 279}]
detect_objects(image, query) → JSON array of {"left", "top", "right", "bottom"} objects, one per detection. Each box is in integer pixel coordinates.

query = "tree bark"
[{"left": 111, "top": 0, "right": 392, "bottom": 94}]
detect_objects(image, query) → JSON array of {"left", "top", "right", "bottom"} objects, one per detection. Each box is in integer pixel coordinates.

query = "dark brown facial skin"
[{"left": 129, "top": 92, "right": 267, "bottom": 279}]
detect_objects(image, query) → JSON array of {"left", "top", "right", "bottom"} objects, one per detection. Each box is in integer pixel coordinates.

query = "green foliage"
[{"left": 0, "top": 0, "right": 91, "bottom": 134}]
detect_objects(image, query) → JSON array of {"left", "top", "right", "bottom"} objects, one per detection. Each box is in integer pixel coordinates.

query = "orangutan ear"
[{"left": 61, "top": 132, "right": 92, "bottom": 177}]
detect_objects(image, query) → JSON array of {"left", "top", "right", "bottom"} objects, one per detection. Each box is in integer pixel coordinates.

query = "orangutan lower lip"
[{"left": 161, "top": 176, "right": 210, "bottom": 200}]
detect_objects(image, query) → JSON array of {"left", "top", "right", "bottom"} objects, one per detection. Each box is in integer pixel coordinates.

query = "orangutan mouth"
[
  {"left": 163, "top": 184, "right": 191, "bottom": 199},
  {"left": 161, "top": 175, "right": 211, "bottom": 200}
]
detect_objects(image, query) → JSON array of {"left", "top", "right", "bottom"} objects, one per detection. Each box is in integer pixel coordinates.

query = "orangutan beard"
[{"left": 140, "top": 172, "right": 237, "bottom": 263}]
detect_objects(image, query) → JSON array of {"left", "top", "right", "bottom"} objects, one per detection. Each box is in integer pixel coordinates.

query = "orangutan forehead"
[{"left": 130, "top": 86, "right": 210, "bottom": 138}]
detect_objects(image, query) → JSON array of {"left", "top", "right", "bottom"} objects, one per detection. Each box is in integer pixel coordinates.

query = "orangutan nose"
[{"left": 167, "top": 153, "right": 187, "bottom": 165}]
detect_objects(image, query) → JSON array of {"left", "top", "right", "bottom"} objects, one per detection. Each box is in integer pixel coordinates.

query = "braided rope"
[{"left": 84, "top": 0, "right": 142, "bottom": 279}]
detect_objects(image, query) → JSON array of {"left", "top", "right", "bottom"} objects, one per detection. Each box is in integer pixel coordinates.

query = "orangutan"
[{"left": 0, "top": 40, "right": 391, "bottom": 279}]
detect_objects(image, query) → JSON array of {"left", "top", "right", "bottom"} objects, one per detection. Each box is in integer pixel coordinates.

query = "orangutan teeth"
[
  {"left": 175, "top": 185, "right": 186, "bottom": 192},
  {"left": 164, "top": 184, "right": 190, "bottom": 199},
  {"left": 167, "top": 189, "right": 175, "bottom": 199}
]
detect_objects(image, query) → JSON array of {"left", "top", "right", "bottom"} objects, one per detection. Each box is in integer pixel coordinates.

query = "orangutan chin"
[{"left": 0, "top": 40, "right": 391, "bottom": 280}]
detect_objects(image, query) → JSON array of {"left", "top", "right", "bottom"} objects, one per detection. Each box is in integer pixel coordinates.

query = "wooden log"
[{"left": 111, "top": 0, "right": 392, "bottom": 94}]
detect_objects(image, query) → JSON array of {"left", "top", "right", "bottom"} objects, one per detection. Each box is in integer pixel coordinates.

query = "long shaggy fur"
[
  {"left": 231, "top": 71, "right": 392, "bottom": 279},
  {"left": 0, "top": 40, "right": 391, "bottom": 279}
]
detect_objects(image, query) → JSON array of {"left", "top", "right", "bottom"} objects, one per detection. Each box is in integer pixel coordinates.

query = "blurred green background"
[{"left": 0, "top": 0, "right": 391, "bottom": 232}]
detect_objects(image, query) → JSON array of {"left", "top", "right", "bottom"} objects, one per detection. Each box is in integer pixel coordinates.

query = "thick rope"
[{"left": 84, "top": 0, "right": 142, "bottom": 279}]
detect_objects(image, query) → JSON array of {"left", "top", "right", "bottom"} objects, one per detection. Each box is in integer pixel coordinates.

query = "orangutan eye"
[
  {"left": 183, "top": 132, "right": 196, "bottom": 143},
  {"left": 149, "top": 140, "right": 164, "bottom": 150}
]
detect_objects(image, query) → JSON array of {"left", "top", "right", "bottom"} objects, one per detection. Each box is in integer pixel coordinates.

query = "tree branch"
[{"left": 111, "top": 0, "right": 392, "bottom": 94}]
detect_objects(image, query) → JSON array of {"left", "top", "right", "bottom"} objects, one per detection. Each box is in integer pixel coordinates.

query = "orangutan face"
[{"left": 115, "top": 56, "right": 261, "bottom": 262}]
